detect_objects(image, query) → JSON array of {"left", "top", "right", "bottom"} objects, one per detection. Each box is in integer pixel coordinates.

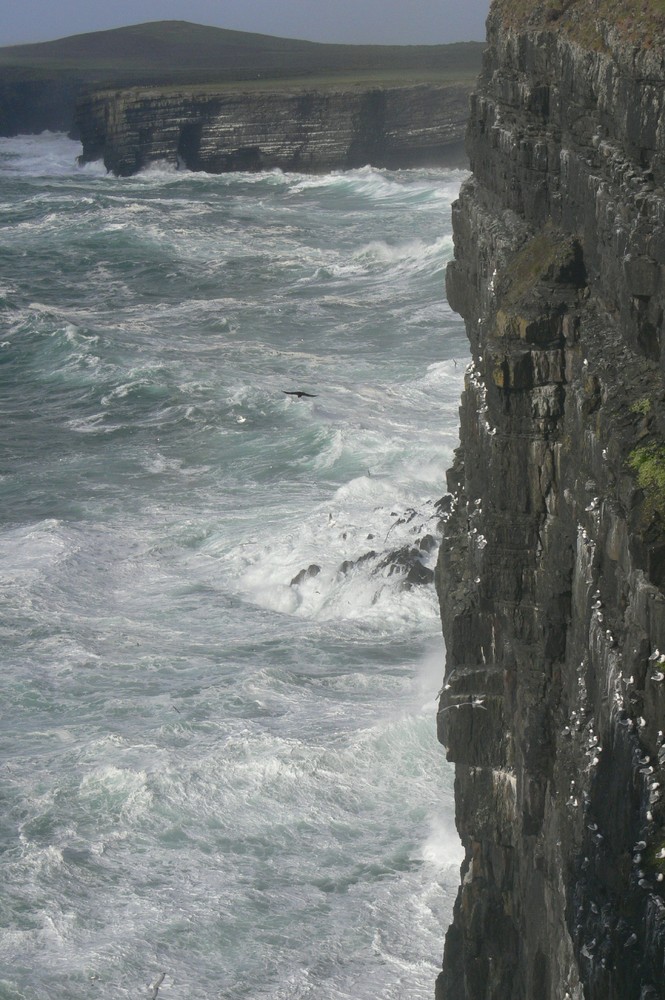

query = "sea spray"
[{"left": 0, "top": 132, "right": 467, "bottom": 1000}]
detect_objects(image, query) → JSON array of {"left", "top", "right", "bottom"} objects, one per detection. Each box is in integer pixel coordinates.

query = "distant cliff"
[
  {"left": 0, "top": 21, "right": 483, "bottom": 141},
  {"left": 436, "top": 1, "right": 665, "bottom": 997},
  {"left": 75, "top": 82, "right": 471, "bottom": 176},
  {"left": 0, "top": 72, "right": 88, "bottom": 135}
]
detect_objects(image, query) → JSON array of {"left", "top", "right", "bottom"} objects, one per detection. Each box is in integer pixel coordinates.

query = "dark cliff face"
[
  {"left": 75, "top": 83, "right": 472, "bottom": 176},
  {"left": 0, "top": 74, "right": 86, "bottom": 137},
  {"left": 437, "top": 6, "right": 665, "bottom": 999}
]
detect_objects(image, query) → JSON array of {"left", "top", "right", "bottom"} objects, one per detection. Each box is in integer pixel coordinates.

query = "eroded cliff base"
[
  {"left": 75, "top": 82, "right": 472, "bottom": 176},
  {"left": 436, "top": 3, "right": 665, "bottom": 997}
]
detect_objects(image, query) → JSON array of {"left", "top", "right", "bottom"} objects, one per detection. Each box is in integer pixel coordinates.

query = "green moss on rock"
[
  {"left": 629, "top": 442, "right": 665, "bottom": 522},
  {"left": 630, "top": 397, "right": 653, "bottom": 417},
  {"left": 499, "top": 228, "right": 583, "bottom": 309}
]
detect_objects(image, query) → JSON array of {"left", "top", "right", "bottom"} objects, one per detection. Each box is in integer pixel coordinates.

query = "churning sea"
[{"left": 0, "top": 132, "right": 468, "bottom": 1000}]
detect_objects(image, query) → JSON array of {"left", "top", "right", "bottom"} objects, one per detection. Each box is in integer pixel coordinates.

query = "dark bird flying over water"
[{"left": 283, "top": 390, "right": 317, "bottom": 398}]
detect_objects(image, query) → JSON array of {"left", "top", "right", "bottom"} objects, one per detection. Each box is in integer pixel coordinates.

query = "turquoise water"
[{"left": 0, "top": 133, "right": 467, "bottom": 1000}]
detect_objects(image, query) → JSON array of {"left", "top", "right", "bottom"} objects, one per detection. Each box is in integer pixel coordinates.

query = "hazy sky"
[{"left": 2, "top": 0, "right": 490, "bottom": 47}]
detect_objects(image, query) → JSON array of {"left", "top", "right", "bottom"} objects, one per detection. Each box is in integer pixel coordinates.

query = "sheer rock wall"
[
  {"left": 76, "top": 83, "right": 471, "bottom": 176},
  {"left": 436, "top": 7, "right": 665, "bottom": 999}
]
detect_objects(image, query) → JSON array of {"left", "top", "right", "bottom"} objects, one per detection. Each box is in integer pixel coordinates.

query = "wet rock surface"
[
  {"left": 288, "top": 499, "right": 447, "bottom": 597},
  {"left": 436, "top": 5, "right": 665, "bottom": 998},
  {"left": 289, "top": 564, "right": 321, "bottom": 587}
]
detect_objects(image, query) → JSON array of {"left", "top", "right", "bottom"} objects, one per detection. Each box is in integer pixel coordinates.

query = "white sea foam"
[
  {"left": 0, "top": 131, "right": 101, "bottom": 177},
  {"left": 0, "top": 519, "right": 71, "bottom": 586},
  {"left": 0, "top": 133, "right": 468, "bottom": 1000}
]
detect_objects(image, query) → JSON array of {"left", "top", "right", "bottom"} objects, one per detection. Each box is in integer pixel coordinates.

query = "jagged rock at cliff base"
[{"left": 436, "top": 2, "right": 665, "bottom": 998}]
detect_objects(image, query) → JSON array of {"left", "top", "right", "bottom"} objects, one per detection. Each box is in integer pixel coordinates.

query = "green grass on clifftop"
[
  {"left": 0, "top": 21, "right": 485, "bottom": 88},
  {"left": 492, "top": 0, "right": 665, "bottom": 47}
]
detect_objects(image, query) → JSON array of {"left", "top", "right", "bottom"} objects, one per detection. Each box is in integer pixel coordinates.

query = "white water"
[{"left": 0, "top": 132, "right": 467, "bottom": 1000}]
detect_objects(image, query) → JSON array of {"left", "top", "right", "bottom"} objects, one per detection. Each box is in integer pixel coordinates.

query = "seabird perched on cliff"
[
  {"left": 437, "top": 695, "right": 487, "bottom": 715},
  {"left": 283, "top": 390, "right": 317, "bottom": 398}
]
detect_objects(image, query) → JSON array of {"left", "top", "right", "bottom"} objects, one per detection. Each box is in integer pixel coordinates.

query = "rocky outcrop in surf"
[
  {"left": 289, "top": 498, "right": 448, "bottom": 596},
  {"left": 436, "top": 2, "right": 665, "bottom": 997}
]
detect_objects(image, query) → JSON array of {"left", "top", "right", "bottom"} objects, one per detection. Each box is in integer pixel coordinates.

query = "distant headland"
[{"left": 0, "top": 20, "right": 485, "bottom": 174}]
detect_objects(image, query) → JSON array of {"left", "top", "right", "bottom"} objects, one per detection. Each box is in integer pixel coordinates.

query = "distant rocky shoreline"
[
  {"left": 0, "top": 21, "right": 484, "bottom": 170},
  {"left": 75, "top": 82, "right": 471, "bottom": 177}
]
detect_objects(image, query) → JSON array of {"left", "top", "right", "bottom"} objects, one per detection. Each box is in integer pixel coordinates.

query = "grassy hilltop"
[
  {"left": 0, "top": 20, "right": 485, "bottom": 88},
  {"left": 0, "top": 20, "right": 485, "bottom": 136}
]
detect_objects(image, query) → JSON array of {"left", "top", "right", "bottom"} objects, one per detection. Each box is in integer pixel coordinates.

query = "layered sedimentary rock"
[
  {"left": 436, "top": 4, "right": 665, "bottom": 998},
  {"left": 75, "top": 83, "right": 471, "bottom": 176}
]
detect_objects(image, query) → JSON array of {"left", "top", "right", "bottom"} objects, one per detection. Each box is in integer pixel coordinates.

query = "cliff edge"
[
  {"left": 75, "top": 82, "right": 471, "bottom": 176},
  {"left": 0, "top": 23, "right": 483, "bottom": 140},
  {"left": 437, "top": 2, "right": 665, "bottom": 997}
]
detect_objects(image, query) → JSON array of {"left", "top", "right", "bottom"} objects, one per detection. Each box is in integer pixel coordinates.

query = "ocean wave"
[{"left": 0, "top": 132, "right": 468, "bottom": 1000}]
